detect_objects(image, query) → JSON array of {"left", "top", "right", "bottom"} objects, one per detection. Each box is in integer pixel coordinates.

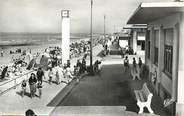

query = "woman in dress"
[{"left": 28, "top": 73, "right": 37, "bottom": 98}]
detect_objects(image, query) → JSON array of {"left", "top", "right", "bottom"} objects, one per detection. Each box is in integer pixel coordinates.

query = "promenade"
[
  {"left": 0, "top": 44, "right": 103, "bottom": 115},
  {"left": 50, "top": 43, "right": 169, "bottom": 116}
]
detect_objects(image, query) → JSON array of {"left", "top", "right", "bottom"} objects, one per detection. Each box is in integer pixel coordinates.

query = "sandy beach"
[{"left": 0, "top": 33, "right": 100, "bottom": 66}]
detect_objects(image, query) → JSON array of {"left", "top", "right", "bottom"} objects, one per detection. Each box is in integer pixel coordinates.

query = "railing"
[{"left": 0, "top": 69, "right": 35, "bottom": 95}]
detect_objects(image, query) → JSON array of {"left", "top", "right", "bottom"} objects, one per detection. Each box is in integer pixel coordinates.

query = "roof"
[
  {"left": 127, "top": 2, "right": 184, "bottom": 24},
  {"left": 123, "top": 24, "right": 147, "bottom": 29},
  {"left": 118, "top": 33, "right": 131, "bottom": 38}
]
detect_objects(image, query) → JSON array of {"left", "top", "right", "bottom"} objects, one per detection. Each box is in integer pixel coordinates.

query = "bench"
[{"left": 134, "top": 83, "right": 154, "bottom": 114}]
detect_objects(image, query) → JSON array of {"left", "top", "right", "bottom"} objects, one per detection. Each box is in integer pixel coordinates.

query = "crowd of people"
[
  {"left": 123, "top": 56, "right": 143, "bottom": 80},
  {"left": 18, "top": 38, "right": 102, "bottom": 98},
  {"left": 120, "top": 45, "right": 135, "bottom": 58},
  {"left": 0, "top": 35, "right": 104, "bottom": 99}
]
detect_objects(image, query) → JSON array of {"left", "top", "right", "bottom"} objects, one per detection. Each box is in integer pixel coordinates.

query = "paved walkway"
[{"left": 50, "top": 47, "right": 169, "bottom": 116}]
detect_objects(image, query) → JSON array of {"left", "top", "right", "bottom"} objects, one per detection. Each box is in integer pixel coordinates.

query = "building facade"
[
  {"left": 124, "top": 24, "right": 147, "bottom": 55},
  {"left": 127, "top": 2, "right": 184, "bottom": 116}
]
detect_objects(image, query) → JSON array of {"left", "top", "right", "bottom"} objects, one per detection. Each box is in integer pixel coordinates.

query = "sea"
[
  {"left": 0, "top": 32, "right": 101, "bottom": 65},
  {"left": 0, "top": 32, "right": 102, "bottom": 50}
]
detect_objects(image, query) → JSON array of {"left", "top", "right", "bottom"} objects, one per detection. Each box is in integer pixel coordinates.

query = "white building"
[
  {"left": 124, "top": 24, "right": 147, "bottom": 55},
  {"left": 127, "top": 2, "right": 184, "bottom": 116}
]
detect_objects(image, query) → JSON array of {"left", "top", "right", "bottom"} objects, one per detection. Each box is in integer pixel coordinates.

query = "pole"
[
  {"left": 104, "top": 15, "right": 106, "bottom": 39},
  {"left": 90, "top": 0, "right": 93, "bottom": 75}
]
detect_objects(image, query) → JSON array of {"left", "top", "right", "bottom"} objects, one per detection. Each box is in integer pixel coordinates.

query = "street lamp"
[{"left": 89, "top": 0, "right": 94, "bottom": 75}]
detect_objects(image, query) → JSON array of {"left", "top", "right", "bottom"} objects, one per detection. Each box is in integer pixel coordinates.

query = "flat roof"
[
  {"left": 127, "top": 2, "right": 184, "bottom": 24},
  {"left": 123, "top": 24, "right": 147, "bottom": 29},
  {"left": 118, "top": 33, "right": 131, "bottom": 37}
]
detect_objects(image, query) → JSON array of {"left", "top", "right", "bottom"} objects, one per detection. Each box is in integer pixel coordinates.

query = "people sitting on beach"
[
  {"left": 67, "top": 60, "right": 71, "bottom": 68},
  {"left": 1, "top": 50, "right": 4, "bottom": 57}
]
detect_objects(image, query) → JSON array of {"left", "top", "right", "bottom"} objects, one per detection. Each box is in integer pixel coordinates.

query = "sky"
[{"left": 0, "top": 0, "right": 170, "bottom": 33}]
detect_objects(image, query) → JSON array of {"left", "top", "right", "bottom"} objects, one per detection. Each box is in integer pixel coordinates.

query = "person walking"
[
  {"left": 65, "top": 67, "right": 74, "bottom": 84},
  {"left": 55, "top": 70, "right": 60, "bottom": 85},
  {"left": 138, "top": 57, "right": 142, "bottom": 69},
  {"left": 124, "top": 56, "right": 129, "bottom": 71},
  {"left": 73, "top": 65, "right": 80, "bottom": 82},
  {"left": 133, "top": 57, "right": 137, "bottom": 69},
  {"left": 21, "top": 79, "right": 27, "bottom": 97},
  {"left": 37, "top": 81, "right": 42, "bottom": 98},
  {"left": 81, "top": 58, "right": 86, "bottom": 73},
  {"left": 28, "top": 73, "right": 37, "bottom": 98},
  {"left": 36, "top": 67, "right": 45, "bottom": 84},
  {"left": 132, "top": 57, "right": 141, "bottom": 80},
  {"left": 48, "top": 68, "right": 54, "bottom": 84}
]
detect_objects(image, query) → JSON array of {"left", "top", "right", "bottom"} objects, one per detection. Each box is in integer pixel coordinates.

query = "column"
[
  {"left": 150, "top": 27, "right": 155, "bottom": 64},
  {"left": 148, "top": 27, "right": 154, "bottom": 81},
  {"left": 61, "top": 10, "right": 70, "bottom": 64},
  {"left": 133, "top": 30, "right": 137, "bottom": 54},
  {"left": 176, "top": 13, "right": 184, "bottom": 116},
  {"left": 158, "top": 26, "right": 164, "bottom": 94},
  {"left": 172, "top": 23, "right": 179, "bottom": 101},
  {"left": 145, "top": 30, "right": 148, "bottom": 64}
]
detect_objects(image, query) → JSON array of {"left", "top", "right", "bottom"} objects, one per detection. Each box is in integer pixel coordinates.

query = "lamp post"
[
  {"left": 89, "top": 0, "right": 94, "bottom": 75},
  {"left": 104, "top": 15, "right": 106, "bottom": 39}
]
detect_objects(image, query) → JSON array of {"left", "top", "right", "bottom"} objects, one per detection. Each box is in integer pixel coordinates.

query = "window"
[
  {"left": 164, "top": 28, "right": 173, "bottom": 78},
  {"left": 148, "top": 41, "right": 150, "bottom": 58},
  {"left": 154, "top": 30, "right": 159, "bottom": 65},
  {"left": 164, "top": 45, "right": 173, "bottom": 77},
  {"left": 137, "top": 41, "right": 141, "bottom": 45},
  {"left": 154, "top": 47, "right": 158, "bottom": 65}
]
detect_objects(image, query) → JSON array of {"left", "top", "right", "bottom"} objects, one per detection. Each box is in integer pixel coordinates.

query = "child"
[
  {"left": 37, "top": 81, "right": 42, "bottom": 98},
  {"left": 48, "top": 68, "right": 54, "bottom": 84},
  {"left": 21, "top": 79, "right": 27, "bottom": 97}
]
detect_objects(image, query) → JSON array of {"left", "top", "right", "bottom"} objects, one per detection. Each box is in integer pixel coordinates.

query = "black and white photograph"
[{"left": 0, "top": 0, "right": 184, "bottom": 116}]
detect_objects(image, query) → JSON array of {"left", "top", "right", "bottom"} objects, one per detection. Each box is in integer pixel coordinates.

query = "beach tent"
[
  {"left": 26, "top": 58, "right": 36, "bottom": 70},
  {"left": 24, "top": 52, "right": 33, "bottom": 64},
  {"left": 1, "top": 66, "right": 8, "bottom": 79},
  {"left": 40, "top": 55, "right": 50, "bottom": 70}
]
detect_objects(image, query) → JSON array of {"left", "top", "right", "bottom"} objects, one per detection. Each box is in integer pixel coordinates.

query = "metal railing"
[{"left": 0, "top": 70, "right": 35, "bottom": 95}]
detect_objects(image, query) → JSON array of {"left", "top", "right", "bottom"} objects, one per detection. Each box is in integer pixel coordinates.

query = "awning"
[
  {"left": 123, "top": 24, "right": 147, "bottom": 29},
  {"left": 127, "top": 2, "right": 184, "bottom": 24}
]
